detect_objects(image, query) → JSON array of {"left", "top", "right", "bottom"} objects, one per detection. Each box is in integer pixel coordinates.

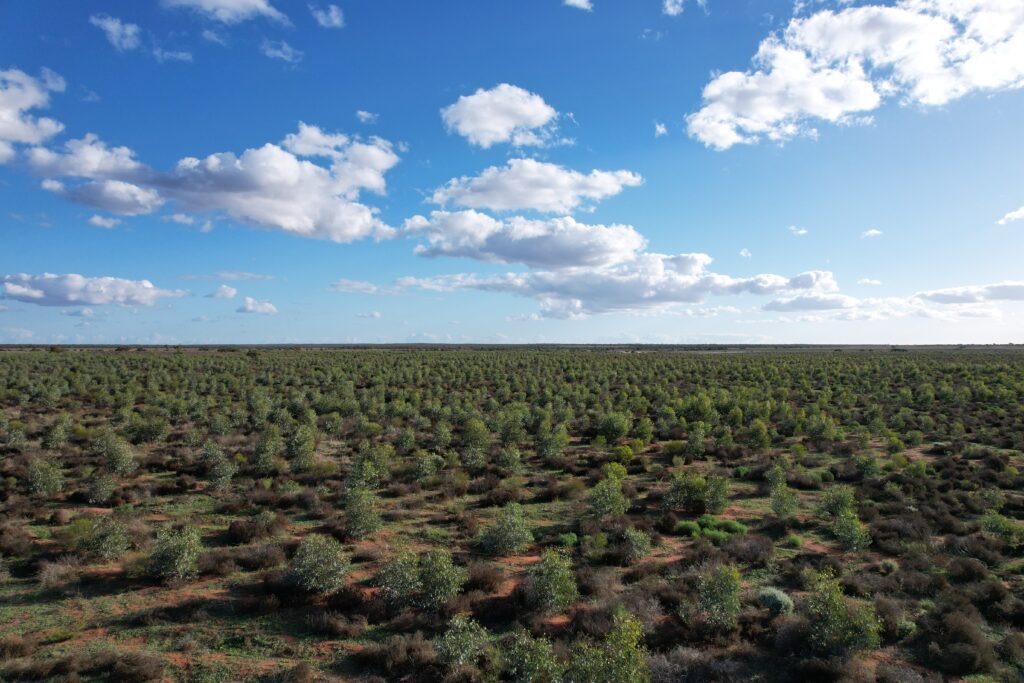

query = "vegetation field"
[{"left": 0, "top": 346, "right": 1022, "bottom": 682}]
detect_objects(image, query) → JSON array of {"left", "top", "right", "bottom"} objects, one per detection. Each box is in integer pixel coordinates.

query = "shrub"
[
  {"left": 435, "top": 614, "right": 491, "bottom": 669},
  {"left": 479, "top": 503, "right": 533, "bottom": 555},
  {"left": 675, "top": 520, "right": 701, "bottom": 537},
  {"left": 93, "top": 429, "right": 137, "bottom": 476},
  {"left": 565, "top": 608, "right": 649, "bottom": 683},
  {"left": 664, "top": 471, "right": 728, "bottom": 514},
  {"left": 42, "top": 414, "right": 72, "bottom": 450},
  {"left": 831, "top": 509, "right": 872, "bottom": 551},
  {"left": 345, "top": 487, "right": 382, "bottom": 539},
  {"left": 497, "top": 446, "right": 523, "bottom": 475},
  {"left": 599, "top": 413, "right": 632, "bottom": 444},
  {"left": 588, "top": 477, "right": 629, "bottom": 519},
  {"left": 820, "top": 484, "right": 856, "bottom": 517},
  {"left": 697, "top": 564, "right": 742, "bottom": 630},
  {"left": 26, "top": 458, "right": 64, "bottom": 496},
  {"left": 290, "top": 534, "right": 350, "bottom": 593},
  {"left": 757, "top": 587, "right": 794, "bottom": 615},
  {"left": 621, "top": 528, "right": 652, "bottom": 564},
  {"left": 528, "top": 549, "right": 578, "bottom": 612},
  {"left": 287, "top": 425, "right": 316, "bottom": 471},
  {"left": 83, "top": 516, "right": 131, "bottom": 561},
  {"left": 200, "top": 440, "right": 237, "bottom": 491},
  {"left": 253, "top": 425, "right": 283, "bottom": 475},
  {"left": 805, "top": 569, "right": 881, "bottom": 657},
  {"left": 149, "top": 526, "right": 202, "bottom": 584},
  {"left": 375, "top": 550, "right": 421, "bottom": 606},
  {"left": 418, "top": 548, "right": 466, "bottom": 610},
  {"left": 504, "top": 628, "right": 565, "bottom": 683},
  {"left": 87, "top": 474, "right": 118, "bottom": 505}
]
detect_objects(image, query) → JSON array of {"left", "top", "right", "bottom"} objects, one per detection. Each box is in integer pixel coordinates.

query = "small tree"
[
  {"left": 588, "top": 477, "right": 629, "bottom": 519},
  {"left": 42, "top": 414, "right": 72, "bottom": 450},
  {"left": 621, "top": 528, "right": 652, "bottom": 564},
  {"left": 665, "top": 471, "right": 728, "bottom": 514},
  {"left": 697, "top": 564, "right": 742, "bottom": 630},
  {"left": 479, "top": 503, "right": 533, "bottom": 555},
  {"left": 504, "top": 628, "right": 564, "bottom": 683},
  {"left": 744, "top": 418, "right": 771, "bottom": 451},
  {"left": 83, "top": 516, "right": 131, "bottom": 561},
  {"left": 536, "top": 423, "right": 570, "bottom": 461},
  {"left": 87, "top": 474, "right": 117, "bottom": 505},
  {"left": 93, "top": 429, "right": 137, "bottom": 476},
  {"left": 528, "top": 549, "right": 578, "bottom": 612},
  {"left": 345, "top": 487, "right": 382, "bottom": 539},
  {"left": 27, "top": 458, "right": 64, "bottom": 496},
  {"left": 831, "top": 509, "right": 872, "bottom": 550},
  {"left": 290, "top": 534, "right": 350, "bottom": 593},
  {"left": 435, "top": 615, "right": 491, "bottom": 669},
  {"left": 149, "top": 526, "right": 201, "bottom": 584},
  {"left": 200, "top": 440, "right": 237, "bottom": 491},
  {"left": 686, "top": 422, "right": 706, "bottom": 458},
  {"left": 566, "top": 609, "right": 649, "bottom": 683},
  {"left": 375, "top": 550, "right": 421, "bottom": 606},
  {"left": 287, "top": 424, "right": 316, "bottom": 471},
  {"left": 598, "top": 413, "right": 632, "bottom": 444},
  {"left": 253, "top": 425, "right": 283, "bottom": 475},
  {"left": 418, "top": 548, "right": 466, "bottom": 610},
  {"left": 805, "top": 569, "right": 881, "bottom": 656},
  {"left": 820, "top": 484, "right": 856, "bottom": 517}
]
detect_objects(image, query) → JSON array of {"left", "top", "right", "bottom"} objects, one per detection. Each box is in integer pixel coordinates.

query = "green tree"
[
  {"left": 566, "top": 609, "right": 649, "bottom": 683},
  {"left": 290, "top": 534, "right": 350, "bottom": 593},
  {"left": 253, "top": 425, "right": 283, "bottom": 475},
  {"left": 375, "top": 550, "right": 421, "bottom": 606},
  {"left": 528, "top": 549, "right": 578, "bottom": 612},
  {"left": 435, "top": 615, "right": 491, "bottom": 669},
  {"left": 588, "top": 477, "right": 629, "bottom": 519},
  {"left": 805, "top": 570, "right": 881, "bottom": 656},
  {"left": 418, "top": 548, "right": 466, "bottom": 610},
  {"left": 42, "top": 414, "right": 72, "bottom": 450},
  {"left": 479, "top": 503, "right": 533, "bottom": 555},
  {"left": 504, "top": 628, "right": 565, "bottom": 683},
  {"left": 27, "top": 458, "right": 64, "bottom": 496},
  {"left": 345, "top": 487, "right": 382, "bottom": 539},
  {"left": 200, "top": 440, "right": 237, "bottom": 491},
  {"left": 287, "top": 424, "right": 316, "bottom": 471},
  {"left": 83, "top": 516, "right": 131, "bottom": 561},
  {"left": 93, "top": 429, "right": 137, "bottom": 476},
  {"left": 697, "top": 564, "right": 742, "bottom": 630},
  {"left": 686, "top": 422, "right": 706, "bottom": 458},
  {"left": 149, "top": 526, "right": 202, "bottom": 584},
  {"left": 831, "top": 509, "right": 872, "bottom": 550},
  {"left": 599, "top": 413, "right": 632, "bottom": 444}
]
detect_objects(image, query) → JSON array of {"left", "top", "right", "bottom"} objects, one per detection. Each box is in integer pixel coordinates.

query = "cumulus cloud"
[
  {"left": 788, "top": 225, "right": 808, "bottom": 236},
  {"left": 564, "top": 0, "right": 593, "bottom": 10},
  {"left": 663, "top": 0, "right": 684, "bottom": 16},
  {"left": 997, "top": 206, "right": 1024, "bottom": 225},
  {"left": 431, "top": 158, "right": 642, "bottom": 213},
  {"left": 332, "top": 278, "right": 385, "bottom": 294},
  {"left": 356, "top": 110, "right": 378, "bottom": 124},
  {"left": 739, "top": 248, "right": 752, "bottom": 258},
  {"left": 1, "top": 273, "right": 184, "bottom": 307},
  {"left": 441, "top": 84, "right": 560, "bottom": 148},
  {"left": 162, "top": 0, "right": 287, "bottom": 24},
  {"left": 862, "top": 228, "right": 883, "bottom": 238},
  {"left": 0, "top": 68, "right": 65, "bottom": 161},
  {"left": 206, "top": 284, "right": 237, "bottom": 299},
  {"left": 153, "top": 47, "right": 193, "bottom": 63},
  {"left": 356, "top": 311, "right": 382, "bottom": 319},
  {"left": 405, "top": 210, "right": 647, "bottom": 269},
  {"left": 88, "top": 214, "right": 121, "bottom": 229},
  {"left": 89, "top": 15, "right": 142, "bottom": 51},
  {"left": 310, "top": 3, "right": 344, "bottom": 27},
  {"left": 261, "top": 40, "right": 303, "bottom": 63},
  {"left": 31, "top": 123, "right": 400, "bottom": 242},
  {"left": 399, "top": 255, "right": 838, "bottom": 319},
  {"left": 237, "top": 296, "right": 277, "bottom": 314},
  {"left": 763, "top": 292, "right": 859, "bottom": 311},
  {"left": 858, "top": 278, "right": 882, "bottom": 285},
  {"left": 180, "top": 271, "right": 274, "bottom": 281},
  {"left": 688, "top": 0, "right": 1024, "bottom": 149},
  {"left": 655, "top": 122, "right": 668, "bottom": 137}
]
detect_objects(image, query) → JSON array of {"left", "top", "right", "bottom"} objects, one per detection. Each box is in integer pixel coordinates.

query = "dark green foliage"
[
  {"left": 479, "top": 503, "right": 533, "bottom": 555},
  {"left": 149, "top": 526, "right": 202, "bottom": 584},
  {"left": 805, "top": 570, "right": 881, "bottom": 656},
  {"left": 345, "top": 487, "right": 382, "bottom": 539},
  {"left": 290, "top": 534, "right": 350, "bottom": 593},
  {"left": 697, "top": 564, "right": 742, "bottom": 630},
  {"left": 528, "top": 549, "right": 577, "bottom": 611}
]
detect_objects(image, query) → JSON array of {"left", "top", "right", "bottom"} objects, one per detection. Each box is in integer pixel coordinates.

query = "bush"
[
  {"left": 93, "top": 429, "right": 137, "bottom": 476},
  {"left": 757, "top": 587, "right": 794, "bottom": 615},
  {"left": 528, "top": 549, "right": 578, "bottom": 612},
  {"left": 287, "top": 425, "right": 316, "bottom": 471},
  {"left": 83, "top": 516, "right": 131, "bottom": 561},
  {"left": 149, "top": 526, "right": 202, "bottom": 584},
  {"left": 376, "top": 550, "right": 421, "bottom": 606},
  {"left": 253, "top": 425, "right": 283, "bottom": 475},
  {"left": 697, "top": 564, "right": 742, "bottom": 630},
  {"left": 805, "top": 569, "right": 881, "bottom": 656},
  {"left": 26, "top": 458, "right": 64, "bottom": 496},
  {"left": 479, "top": 504, "right": 533, "bottom": 555},
  {"left": 831, "top": 509, "right": 872, "bottom": 551},
  {"left": 588, "top": 477, "right": 629, "bottom": 519},
  {"left": 435, "top": 614, "right": 491, "bottom": 669},
  {"left": 599, "top": 413, "right": 632, "bottom": 444},
  {"left": 664, "top": 471, "right": 728, "bottom": 514},
  {"left": 675, "top": 520, "right": 701, "bottom": 538},
  {"left": 200, "top": 440, "right": 237, "bottom": 491},
  {"left": 620, "top": 528, "right": 651, "bottom": 564},
  {"left": 345, "top": 487, "right": 382, "bottom": 539},
  {"left": 290, "top": 534, "right": 350, "bottom": 593},
  {"left": 565, "top": 608, "right": 648, "bottom": 683},
  {"left": 504, "top": 628, "right": 565, "bottom": 683},
  {"left": 418, "top": 548, "right": 466, "bottom": 610},
  {"left": 820, "top": 484, "right": 856, "bottom": 517},
  {"left": 87, "top": 474, "right": 118, "bottom": 505}
]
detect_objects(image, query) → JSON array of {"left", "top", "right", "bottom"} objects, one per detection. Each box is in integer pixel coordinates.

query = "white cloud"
[
  {"left": 399, "top": 255, "right": 838, "bottom": 319},
  {"left": 0, "top": 68, "right": 65, "bottom": 160},
  {"left": 28, "top": 133, "right": 144, "bottom": 179},
  {"left": 206, "top": 284, "right": 237, "bottom": 299},
  {"left": 167, "top": 213, "right": 195, "bottom": 224},
  {"left": 180, "top": 271, "right": 273, "bottom": 281},
  {"left": 202, "top": 29, "right": 227, "bottom": 45},
  {"left": 356, "top": 110, "right": 378, "bottom": 124},
  {"left": 332, "top": 278, "right": 384, "bottom": 294},
  {"left": 917, "top": 281, "right": 1024, "bottom": 304},
  {"left": 49, "top": 179, "right": 164, "bottom": 215},
  {"left": 689, "top": 1, "right": 1024, "bottom": 149},
  {"left": 88, "top": 214, "right": 121, "bottom": 229},
  {"left": 431, "top": 158, "right": 642, "bottom": 213},
  {"left": 261, "top": 40, "right": 303, "bottom": 63},
  {"left": 739, "top": 248, "right": 752, "bottom": 258},
  {"left": 788, "top": 225, "right": 808, "bottom": 236},
  {"left": 356, "top": 311, "right": 382, "bottom": 319},
  {"left": 858, "top": 278, "right": 882, "bottom": 285},
  {"left": 663, "top": 0, "right": 684, "bottom": 16},
  {"left": 655, "top": 122, "right": 668, "bottom": 137},
  {"left": 441, "top": 84, "right": 560, "bottom": 148},
  {"left": 310, "top": 3, "right": 344, "bottom": 27},
  {"left": 153, "top": 47, "right": 193, "bottom": 63},
  {"left": 89, "top": 15, "right": 142, "bottom": 51},
  {"left": 763, "top": 292, "right": 859, "bottom": 311},
  {"left": 237, "top": 296, "right": 277, "bottom": 314},
  {"left": 564, "top": 0, "right": 593, "bottom": 10},
  {"left": 1, "top": 273, "right": 184, "bottom": 307},
  {"left": 405, "top": 210, "right": 647, "bottom": 268},
  {"left": 862, "top": 228, "right": 883, "bottom": 238},
  {"left": 162, "top": 0, "right": 287, "bottom": 24},
  {"left": 996, "top": 206, "right": 1024, "bottom": 225}
]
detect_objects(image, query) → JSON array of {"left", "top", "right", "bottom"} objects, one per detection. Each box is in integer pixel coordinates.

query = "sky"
[{"left": 1, "top": 0, "right": 1023, "bottom": 345}]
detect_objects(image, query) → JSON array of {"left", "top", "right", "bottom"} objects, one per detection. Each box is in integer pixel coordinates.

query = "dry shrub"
[
  {"left": 306, "top": 609, "right": 368, "bottom": 637},
  {"left": 110, "top": 651, "right": 165, "bottom": 682},
  {"left": 465, "top": 562, "right": 504, "bottom": 593},
  {"left": 0, "top": 634, "right": 37, "bottom": 660},
  {"left": 37, "top": 556, "right": 80, "bottom": 589},
  {"left": 357, "top": 632, "right": 438, "bottom": 678}
]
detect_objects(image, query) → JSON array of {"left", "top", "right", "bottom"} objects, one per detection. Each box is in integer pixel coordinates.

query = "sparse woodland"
[{"left": 0, "top": 347, "right": 1022, "bottom": 682}]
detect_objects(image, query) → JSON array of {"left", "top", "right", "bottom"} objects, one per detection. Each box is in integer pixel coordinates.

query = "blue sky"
[{"left": 1, "top": 0, "right": 1023, "bottom": 344}]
